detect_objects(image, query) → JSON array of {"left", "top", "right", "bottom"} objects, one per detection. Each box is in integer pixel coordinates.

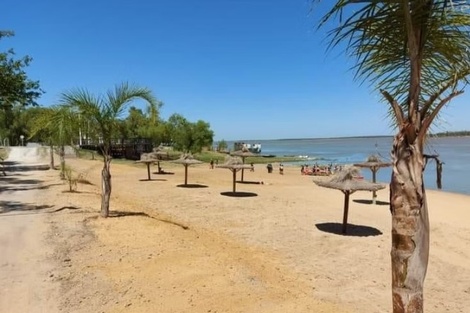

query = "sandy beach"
[{"left": 1, "top": 149, "right": 469, "bottom": 313}]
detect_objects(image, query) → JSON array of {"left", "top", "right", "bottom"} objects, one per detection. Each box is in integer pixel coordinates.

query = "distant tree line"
[
  {"left": 0, "top": 31, "right": 214, "bottom": 154},
  {"left": 430, "top": 130, "right": 470, "bottom": 137}
]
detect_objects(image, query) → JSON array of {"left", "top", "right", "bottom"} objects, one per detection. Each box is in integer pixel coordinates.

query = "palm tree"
[
  {"left": 317, "top": 1, "right": 470, "bottom": 312},
  {"left": 29, "top": 105, "right": 79, "bottom": 176},
  {"left": 60, "top": 82, "right": 159, "bottom": 218}
]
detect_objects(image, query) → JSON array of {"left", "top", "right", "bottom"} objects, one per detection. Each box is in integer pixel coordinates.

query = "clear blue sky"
[{"left": 3, "top": 0, "right": 469, "bottom": 141}]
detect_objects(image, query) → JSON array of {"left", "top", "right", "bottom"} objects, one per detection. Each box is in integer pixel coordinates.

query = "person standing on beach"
[{"left": 279, "top": 163, "right": 284, "bottom": 175}]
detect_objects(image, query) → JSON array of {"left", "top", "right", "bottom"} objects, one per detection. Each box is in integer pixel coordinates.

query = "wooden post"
[
  {"left": 342, "top": 191, "right": 350, "bottom": 234},
  {"left": 184, "top": 165, "right": 188, "bottom": 185},
  {"left": 232, "top": 170, "right": 237, "bottom": 192},
  {"left": 146, "top": 162, "right": 151, "bottom": 180},
  {"left": 372, "top": 167, "right": 377, "bottom": 204},
  {"left": 241, "top": 157, "right": 245, "bottom": 182}
]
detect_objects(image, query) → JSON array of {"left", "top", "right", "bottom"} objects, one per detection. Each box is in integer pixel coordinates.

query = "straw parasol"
[
  {"left": 354, "top": 154, "right": 391, "bottom": 204},
  {"left": 136, "top": 152, "right": 161, "bottom": 180},
  {"left": 171, "top": 153, "right": 203, "bottom": 186},
  {"left": 217, "top": 156, "right": 252, "bottom": 192},
  {"left": 230, "top": 147, "right": 256, "bottom": 182},
  {"left": 151, "top": 147, "right": 170, "bottom": 174},
  {"left": 314, "top": 166, "right": 385, "bottom": 234}
]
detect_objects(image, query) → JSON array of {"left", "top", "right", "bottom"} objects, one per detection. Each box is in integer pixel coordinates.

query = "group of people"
[
  {"left": 266, "top": 163, "right": 283, "bottom": 174},
  {"left": 300, "top": 163, "right": 341, "bottom": 176}
]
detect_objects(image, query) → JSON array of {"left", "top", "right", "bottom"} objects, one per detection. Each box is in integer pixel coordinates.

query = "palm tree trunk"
[
  {"left": 390, "top": 131, "right": 430, "bottom": 313},
  {"left": 59, "top": 145, "right": 65, "bottom": 179},
  {"left": 101, "top": 154, "right": 112, "bottom": 218},
  {"left": 49, "top": 144, "right": 55, "bottom": 169}
]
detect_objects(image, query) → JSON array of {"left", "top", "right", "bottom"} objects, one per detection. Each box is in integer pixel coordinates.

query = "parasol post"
[
  {"left": 241, "top": 157, "right": 245, "bottom": 182},
  {"left": 147, "top": 162, "right": 151, "bottom": 180},
  {"left": 372, "top": 167, "right": 377, "bottom": 204},
  {"left": 342, "top": 191, "right": 350, "bottom": 234},
  {"left": 232, "top": 169, "right": 237, "bottom": 192},
  {"left": 184, "top": 164, "right": 188, "bottom": 185}
]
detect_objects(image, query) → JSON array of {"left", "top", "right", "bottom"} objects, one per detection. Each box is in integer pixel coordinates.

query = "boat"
[{"left": 234, "top": 142, "right": 262, "bottom": 154}]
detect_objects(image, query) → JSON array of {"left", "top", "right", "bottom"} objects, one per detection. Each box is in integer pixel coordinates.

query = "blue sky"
[{"left": 3, "top": 0, "right": 469, "bottom": 141}]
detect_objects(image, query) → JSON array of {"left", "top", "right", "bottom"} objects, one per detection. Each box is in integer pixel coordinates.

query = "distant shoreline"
[{"left": 228, "top": 133, "right": 470, "bottom": 142}]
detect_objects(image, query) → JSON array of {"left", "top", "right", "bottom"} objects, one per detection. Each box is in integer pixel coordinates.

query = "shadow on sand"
[
  {"left": 315, "top": 222, "right": 382, "bottom": 237},
  {"left": 108, "top": 210, "right": 189, "bottom": 230},
  {"left": 220, "top": 191, "right": 258, "bottom": 198},
  {"left": 153, "top": 171, "right": 175, "bottom": 175},
  {"left": 0, "top": 200, "right": 54, "bottom": 214},
  {"left": 176, "top": 184, "right": 208, "bottom": 188},
  {"left": 138, "top": 178, "right": 167, "bottom": 182},
  {"left": 353, "top": 199, "right": 390, "bottom": 206},
  {"left": 236, "top": 180, "right": 264, "bottom": 185}
]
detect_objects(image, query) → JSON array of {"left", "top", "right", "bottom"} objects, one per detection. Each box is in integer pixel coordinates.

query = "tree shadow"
[
  {"left": 236, "top": 180, "right": 264, "bottom": 185},
  {"left": 353, "top": 199, "right": 390, "bottom": 206},
  {"left": 108, "top": 210, "right": 189, "bottom": 230},
  {"left": 0, "top": 200, "right": 54, "bottom": 214},
  {"left": 176, "top": 184, "right": 208, "bottom": 188},
  {"left": 220, "top": 191, "right": 258, "bottom": 198},
  {"left": 1, "top": 161, "right": 19, "bottom": 166},
  {"left": 61, "top": 190, "right": 97, "bottom": 194},
  {"left": 3, "top": 164, "right": 50, "bottom": 172},
  {"left": 0, "top": 182, "right": 63, "bottom": 192},
  {"left": 49, "top": 206, "right": 82, "bottom": 213},
  {"left": 138, "top": 178, "right": 167, "bottom": 182},
  {"left": 153, "top": 171, "right": 175, "bottom": 175},
  {"left": 0, "top": 177, "right": 44, "bottom": 185},
  {"left": 315, "top": 222, "right": 382, "bottom": 237}
]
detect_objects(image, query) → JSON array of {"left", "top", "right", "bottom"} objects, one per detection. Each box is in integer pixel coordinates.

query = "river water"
[{"left": 228, "top": 136, "right": 470, "bottom": 195}]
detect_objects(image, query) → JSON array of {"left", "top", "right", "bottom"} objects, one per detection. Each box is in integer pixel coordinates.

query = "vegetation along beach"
[{"left": 2, "top": 1, "right": 470, "bottom": 313}]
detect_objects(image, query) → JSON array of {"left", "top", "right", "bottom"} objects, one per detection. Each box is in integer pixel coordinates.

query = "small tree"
[
  {"left": 0, "top": 31, "right": 43, "bottom": 145},
  {"left": 60, "top": 82, "right": 158, "bottom": 217},
  {"left": 29, "top": 106, "right": 78, "bottom": 177},
  {"left": 217, "top": 139, "right": 228, "bottom": 152}
]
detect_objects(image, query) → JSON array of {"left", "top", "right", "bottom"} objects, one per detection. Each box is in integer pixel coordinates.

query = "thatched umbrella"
[
  {"left": 136, "top": 152, "right": 160, "bottom": 180},
  {"left": 230, "top": 148, "right": 256, "bottom": 182},
  {"left": 171, "top": 154, "right": 203, "bottom": 186},
  {"left": 353, "top": 154, "right": 391, "bottom": 204},
  {"left": 151, "top": 148, "right": 170, "bottom": 173},
  {"left": 314, "top": 167, "right": 385, "bottom": 234},
  {"left": 217, "top": 156, "right": 252, "bottom": 192}
]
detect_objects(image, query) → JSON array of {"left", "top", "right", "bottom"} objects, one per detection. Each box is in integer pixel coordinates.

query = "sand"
[{"left": 1, "top": 149, "right": 469, "bottom": 313}]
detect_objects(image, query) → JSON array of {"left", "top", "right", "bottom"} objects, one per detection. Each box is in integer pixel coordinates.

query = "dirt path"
[{"left": 0, "top": 147, "right": 59, "bottom": 313}]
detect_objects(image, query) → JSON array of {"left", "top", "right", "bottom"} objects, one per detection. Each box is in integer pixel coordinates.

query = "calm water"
[{"left": 229, "top": 136, "right": 470, "bottom": 195}]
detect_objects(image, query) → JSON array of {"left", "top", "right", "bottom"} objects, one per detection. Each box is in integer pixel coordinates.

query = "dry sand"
[{"left": 1, "top": 150, "right": 469, "bottom": 313}]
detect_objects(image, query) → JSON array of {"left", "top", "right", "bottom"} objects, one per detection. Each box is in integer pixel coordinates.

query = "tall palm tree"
[
  {"left": 317, "top": 1, "right": 470, "bottom": 312},
  {"left": 60, "top": 82, "right": 158, "bottom": 218}
]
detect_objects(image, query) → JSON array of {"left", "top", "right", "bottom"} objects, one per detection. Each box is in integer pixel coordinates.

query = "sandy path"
[{"left": 0, "top": 147, "right": 59, "bottom": 313}]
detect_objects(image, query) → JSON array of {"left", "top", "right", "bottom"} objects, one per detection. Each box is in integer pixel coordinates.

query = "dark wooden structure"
[{"left": 80, "top": 138, "right": 153, "bottom": 160}]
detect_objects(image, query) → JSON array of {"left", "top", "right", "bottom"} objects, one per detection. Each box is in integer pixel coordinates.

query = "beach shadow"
[
  {"left": 153, "top": 171, "right": 175, "bottom": 175},
  {"left": 0, "top": 182, "right": 62, "bottom": 192},
  {"left": 138, "top": 178, "right": 167, "bottom": 182},
  {"left": 50, "top": 206, "right": 82, "bottom": 213},
  {"left": 61, "top": 190, "right": 97, "bottom": 194},
  {"left": 1, "top": 161, "right": 19, "bottom": 166},
  {"left": 353, "top": 199, "right": 390, "bottom": 206},
  {"left": 176, "top": 184, "right": 208, "bottom": 188},
  {"left": 3, "top": 164, "right": 50, "bottom": 172},
  {"left": 315, "top": 222, "right": 382, "bottom": 237},
  {"left": 237, "top": 180, "right": 264, "bottom": 185},
  {"left": 108, "top": 210, "right": 189, "bottom": 230},
  {"left": 0, "top": 200, "right": 54, "bottom": 214},
  {"left": 220, "top": 191, "right": 258, "bottom": 198}
]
